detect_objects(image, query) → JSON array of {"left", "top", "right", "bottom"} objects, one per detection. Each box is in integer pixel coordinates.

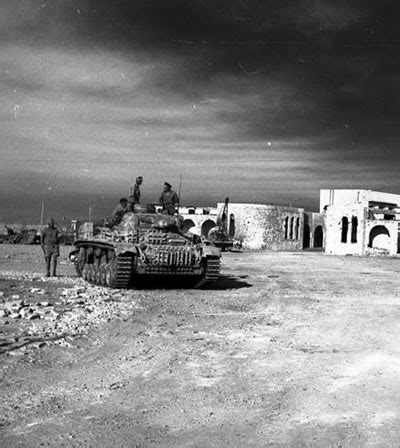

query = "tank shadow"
[
  {"left": 202, "top": 275, "right": 253, "bottom": 290},
  {"left": 132, "top": 274, "right": 252, "bottom": 290}
]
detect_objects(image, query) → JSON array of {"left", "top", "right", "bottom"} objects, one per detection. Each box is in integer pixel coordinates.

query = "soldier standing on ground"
[
  {"left": 159, "top": 182, "right": 179, "bottom": 215},
  {"left": 111, "top": 198, "right": 128, "bottom": 226},
  {"left": 128, "top": 176, "right": 143, "bottom": 211},
  {"left": 40, "top": 218, "right": 60, "bottom": 277}
]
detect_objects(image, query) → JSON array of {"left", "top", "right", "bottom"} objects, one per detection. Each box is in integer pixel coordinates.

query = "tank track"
[
  {"left": 80, "top": 253, "right": 134, "bottom": 289},
  {"left": 204, "top": 258, "right": 221, "bottom": 281},
  {"left": 107, "top": 254, "right": 134, "bottom": 289},
  {"left": 194, "top": 257, "right": 221, "bottom": 288}
]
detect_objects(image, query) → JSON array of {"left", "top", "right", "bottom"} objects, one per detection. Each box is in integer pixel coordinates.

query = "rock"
[
  {"left": 39, "top": 301, "right": 51, "bottom": 307},
  {"left": 30, "top": 288, "right": 45, "bottom": 295},
  {"left": 9, "top": 312, "right": 21, "bottom": 319},
  {"left": 3, "top": 301, "right": 22, "bottom": 311},
  {"left": 0, "top": 291, "right": 4, "bottom": 297},
  {"left": 19, "top": 307, "right": 33, "bottom": 318},
  {"left": 11, "top": 294, "right": 20, "bottom": 300},
  {"left": 27, "top": 313, "right": 41, "bottom": 320},
  {"left": 44, "top": 310, "right": 59, "bottom": 320},
  {"left": 0, "top": 309, "right": 8, "bottom": 318}
]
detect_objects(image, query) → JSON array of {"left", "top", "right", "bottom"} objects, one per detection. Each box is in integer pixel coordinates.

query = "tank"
[{"left": 68, "top": 205, "right": 221, "bottom": 289}]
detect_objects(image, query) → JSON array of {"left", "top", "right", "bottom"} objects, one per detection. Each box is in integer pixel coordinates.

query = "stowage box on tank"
[{"left": 69, "top": 205, "right": 221, "bottom": 288}]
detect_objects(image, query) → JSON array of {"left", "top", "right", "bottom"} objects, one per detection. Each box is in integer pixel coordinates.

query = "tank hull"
[{"left": 69, "top": 222, "right": 221, "bottom": 289}]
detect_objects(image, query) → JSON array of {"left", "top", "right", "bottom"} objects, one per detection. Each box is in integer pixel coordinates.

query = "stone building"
[
  {"left": 216, "top": 203, "right": 304, "bottom": 250},
  {"left": 321, "top": 189, "right": 400, "bottom": 256},
  {"left": 178, "top": 203, "right": 305, "bottom": 250}
]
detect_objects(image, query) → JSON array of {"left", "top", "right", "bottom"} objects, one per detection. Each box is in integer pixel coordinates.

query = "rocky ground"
[{"left": 1, "top": 245, "right": 400, "bottom": 447}]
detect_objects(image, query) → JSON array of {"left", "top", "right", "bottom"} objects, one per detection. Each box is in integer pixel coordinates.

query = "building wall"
[
  {"left": 220, "top": 203, "right": 304, "bottom": 250},
  {"left": 325, "top": 204, "right": 366, "bottom": 255},
  {"left": 324, "top": 190, "right": 400, "bottom": 256},
  {"left": 320, "top": 189, "right": 400, "bottom": 212}
]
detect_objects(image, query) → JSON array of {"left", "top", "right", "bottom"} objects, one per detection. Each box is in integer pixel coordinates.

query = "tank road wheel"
[
  {"left": 105, "top": 265, "right": 113, "bottom": 287},
  {"left": 82, "top": 265, "right": 89, "bottom": 281},
  {"left": 75, "top": 248, "right": 86, "bottom": 276},
  {"left": 99, "top": 264, "right": 107, "bottom": 286},
  {"left": 87, "top": 265, "right": 96, "bottom": 283},
  {"left": 85, "top": 265, "right": 92, "bottom": 282},
  {"left": 94, "top": 265, "right": 102, "bottom": 285}
]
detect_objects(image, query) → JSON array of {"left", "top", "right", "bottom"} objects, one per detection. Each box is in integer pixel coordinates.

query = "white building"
[{"left": 321, "top": 189, "right": 400, "bottom": 256}]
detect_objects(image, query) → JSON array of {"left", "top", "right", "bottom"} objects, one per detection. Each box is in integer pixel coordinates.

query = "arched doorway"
[
  {"left": 201, "top": 219, "right": 216, "bottom": 237},
  {"left": 229, "top": 214, "right": 235, "bottom": 238},
  {"left": 368, "top": 225, "right": 390, "bottom": 249},
  {"left": 303, "top": 223, "right": 310, "bottom": 249},
  {"left": 313, "top": 226, "right": 323, "bottom": 248},
  {"left": 182, "top": 219, "right": 195, "bottom": 233},
  {"left": 351, "top": 216, "right": 358, "bottom": 243},
  {"left": 341, "top": 217, "right": 349, "bottom": 243}
]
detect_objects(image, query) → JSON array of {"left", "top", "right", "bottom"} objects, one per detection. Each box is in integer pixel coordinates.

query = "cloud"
[{"left": 1, "top": 1, "right": 400, "bottom": 221}]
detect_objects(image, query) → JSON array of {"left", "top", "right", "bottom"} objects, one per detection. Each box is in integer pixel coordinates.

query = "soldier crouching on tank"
[
  {"left": 40, "top": 218, "right": 60, "bottom": 277},
  {"left": 111, "top": 198, "right": 128, "bottom": 226},
  {"left": 159, "top": 182, "right": 179, "bottom": 215}
]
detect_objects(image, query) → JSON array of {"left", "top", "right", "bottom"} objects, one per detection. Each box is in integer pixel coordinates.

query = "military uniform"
[
  {"left": 111, "top": 203, "right": 127, "bottom": 226},
  {"left": 41, "top": 225, "right": 60, "bottom": 277},
  {"left": 159, "top": 189, "right": 179, "bottom": 215},
  {"left": 128, "top": 177, "right": 143, "bottom": 211}
]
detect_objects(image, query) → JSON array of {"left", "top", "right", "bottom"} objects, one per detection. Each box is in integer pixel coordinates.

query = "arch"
[
  {"left": 284, "top": 217, "right": 289, "bottom": 239},
  {"left": 351, "top": 216, "right": 358, "bottom": 243},
  {"left": 303, "top": 224, "right": 310, "bottom": 248},
  {"left": 368, "top": 225, "right": 390, "bottom": 249},
  {"left": 313, "top": 226, "right": 324, "bottom": 248},
  {"left": 229, "top": 213, "right": 236, "bottom": 238},
  {"left": 341, "top": 217, "right": 349, "bottom": 243},
  {"left": 182, "top": 219, "right": 195, "bottom": 233},
  {"left": 289, "top": 217, "right": 294, "bottom": 239},
  {"left": 201, "top": 219, "right": 216, "bottom": 237},
  {"left": 296, "top": 217, "right": 300, "bottom": 240}
]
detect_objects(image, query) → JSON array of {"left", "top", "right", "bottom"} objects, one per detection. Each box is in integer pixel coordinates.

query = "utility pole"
[
  {"left": 40, "top": 201, "right": 44, "bottom": 226},
  {"left": 178, "top": 174, "right": 183, "bottom": 213}
]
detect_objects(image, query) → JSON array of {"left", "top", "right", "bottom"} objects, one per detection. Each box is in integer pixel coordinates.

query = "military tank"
[{"left": 69, "top": 205, "right": 221, "bottom": 288}]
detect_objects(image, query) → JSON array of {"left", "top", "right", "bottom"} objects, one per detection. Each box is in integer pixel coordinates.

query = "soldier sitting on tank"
[
  {"left": 111, "top": 198, "right": 128, "bottom": 226},
  {"left": 128, "top": 176, "right": 143, "bottom": 211},
  {"left": 159, "top": 182, "right": 179, "bottom": 215}
]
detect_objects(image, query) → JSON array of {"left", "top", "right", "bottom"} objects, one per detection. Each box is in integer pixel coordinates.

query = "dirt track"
[{"left": 1, "top": 245, "right": 400, "bottom": 447}]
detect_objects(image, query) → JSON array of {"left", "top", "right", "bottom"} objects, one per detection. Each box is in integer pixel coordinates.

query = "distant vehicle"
[
  {"left": 207, "top": 197, "right": 234, "bottom": 251},
  {"left": 69, "top": 204, "right": 221, "bottom": 289}
]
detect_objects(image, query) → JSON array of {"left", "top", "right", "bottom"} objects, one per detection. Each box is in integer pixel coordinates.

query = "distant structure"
[
  {"left": 220, "top": 203, "right": 304, "bottom": 250},
  {"left": 321, "top": 189, "right": 400, "bottom": 256},
  {"left": 177, "top": 205, "right": 218, "bottom": 236},
  {"left": 179, "top": 203, "right": 307, "bottom": 251}
]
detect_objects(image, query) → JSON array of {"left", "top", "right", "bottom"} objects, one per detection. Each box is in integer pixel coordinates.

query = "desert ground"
[{"left": 1, "top": 245, "right": 400, "bottom": 447}]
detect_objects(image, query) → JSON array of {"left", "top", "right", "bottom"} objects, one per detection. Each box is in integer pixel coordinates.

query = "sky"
[{"left": 1, "top": 0, "right": 399, "bottom": 222}]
